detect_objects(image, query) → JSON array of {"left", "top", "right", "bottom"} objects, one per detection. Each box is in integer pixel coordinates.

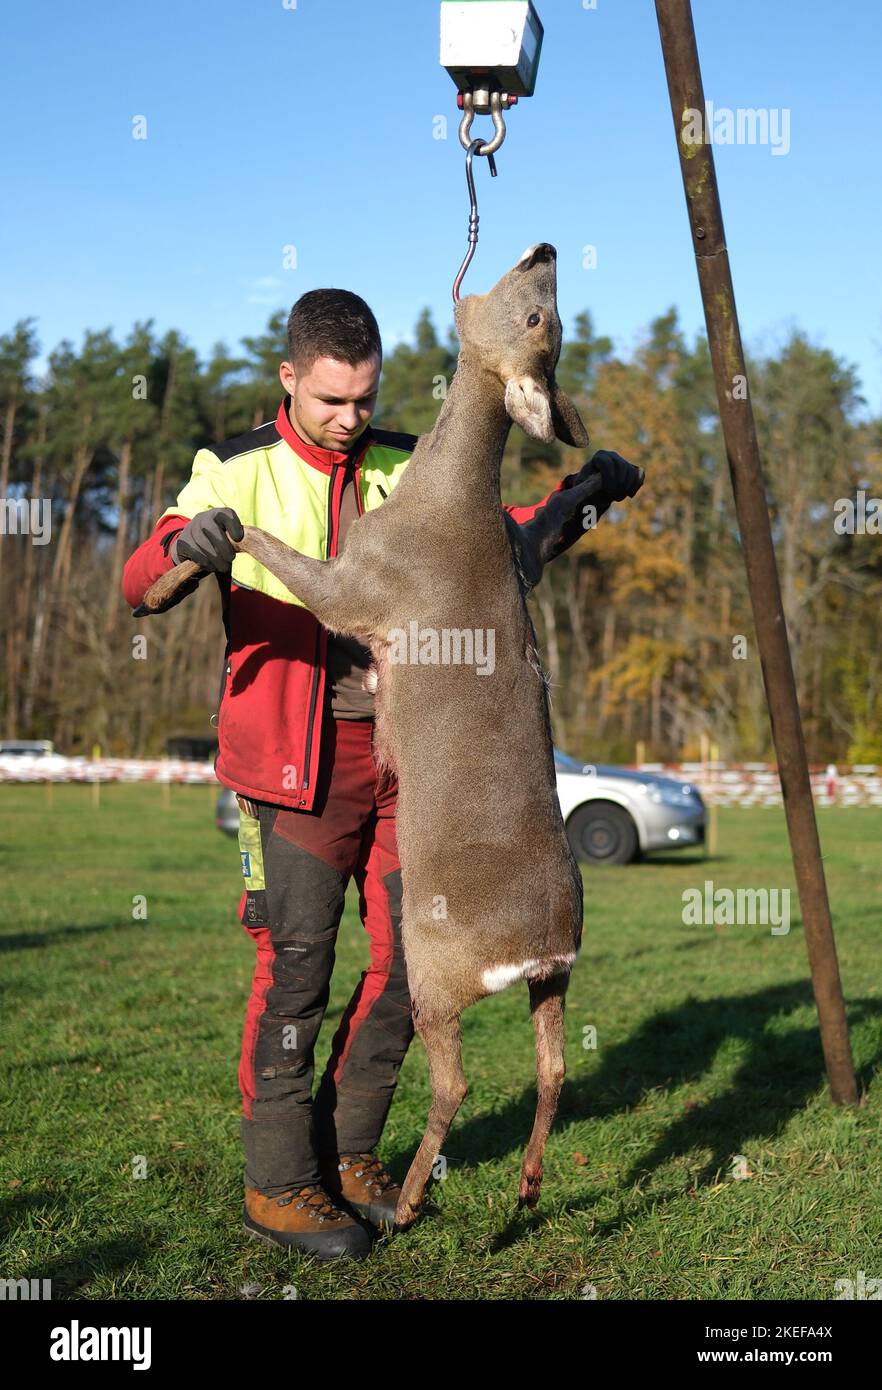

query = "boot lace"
[
  {"left": 339, "top": 1152, "right": 398, "bottom": 1196},
  {"left": 277, "top": 1184, "right": 345, "bottom": 1223}
]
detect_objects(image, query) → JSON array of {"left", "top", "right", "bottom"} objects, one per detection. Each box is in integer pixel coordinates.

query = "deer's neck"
[{"left": 411, "top": 354, "right": 511, "bottom": 508}]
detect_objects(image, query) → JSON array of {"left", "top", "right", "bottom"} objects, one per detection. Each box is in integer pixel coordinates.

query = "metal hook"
[
  {"left": 458, "top": 90, "right": 507, "bottom": 157},
  {"left": 452, "top": 138, "right": 497, "bottom": 303}
]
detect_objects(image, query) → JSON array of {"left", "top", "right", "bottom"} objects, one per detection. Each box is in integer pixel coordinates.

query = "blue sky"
[{"left": 2, "top": 0, "right": 881, "bottom": 412}]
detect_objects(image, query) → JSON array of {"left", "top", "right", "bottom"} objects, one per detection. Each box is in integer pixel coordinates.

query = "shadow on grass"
[
  {"left": 572, "top": 851, "right": 736, "bottom": 881},
  {"left": 386, "top": 982, "right": 879, "bottom": 1248},
  {"left": 0, "top": 922, "right": 132, "bottom": 952},
  {"left": 0, "top": 1188, "right": 157, "bottom": 1297},
  {"left": 627, "top": 852, "right": 733, "bottom": 869}
]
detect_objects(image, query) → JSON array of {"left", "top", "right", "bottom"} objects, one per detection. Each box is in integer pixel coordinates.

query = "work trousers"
[{"left": 236, "top": 715, "right": 413, "bottom": 1195}]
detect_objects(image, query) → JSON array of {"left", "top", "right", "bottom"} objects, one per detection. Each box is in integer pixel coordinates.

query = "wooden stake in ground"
[
  {"left": 700, "top": 731, "right": 710, "bottom": 858},
  {"left": 708, "top": 740, "right": 719, "bottom": 858},
  {"left": 655, "top": 0, "right": 857, "bottom": 1104},
  {"left": 91, "top": 743, "right": 101, "bottom": 811}
]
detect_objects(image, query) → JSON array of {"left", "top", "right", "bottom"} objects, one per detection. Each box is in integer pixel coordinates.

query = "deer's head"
[{"left": 453, "top": 242, "right": 589, "bottom": 448}]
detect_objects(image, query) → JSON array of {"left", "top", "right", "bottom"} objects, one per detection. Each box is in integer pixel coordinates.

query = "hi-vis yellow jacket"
[{"left": 123, "top": 396, "right": 573, "bottom": 810}]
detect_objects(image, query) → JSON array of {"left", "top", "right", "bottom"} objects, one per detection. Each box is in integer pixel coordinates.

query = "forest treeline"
[{"left": 0, "top": 307, "right": 880, "bottom": 763}]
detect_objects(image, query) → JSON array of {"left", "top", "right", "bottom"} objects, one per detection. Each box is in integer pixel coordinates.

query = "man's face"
[{"left": 280, "top": 354, "right": 381, "bottom": 452}]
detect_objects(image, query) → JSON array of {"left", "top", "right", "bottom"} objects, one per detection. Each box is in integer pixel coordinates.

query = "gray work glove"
[{"left": 171, "top": 507, "right": 244, "bottom": 570}]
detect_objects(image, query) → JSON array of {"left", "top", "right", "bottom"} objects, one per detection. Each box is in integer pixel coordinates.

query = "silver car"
[
  {"left": 216, "top": 750, "right": 704, "bottom": 867},
  {"left": 553, "top": 751, "right": 705, "bottom": 864}
]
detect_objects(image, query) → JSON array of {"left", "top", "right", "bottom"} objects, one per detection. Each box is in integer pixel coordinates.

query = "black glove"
[
  {"left": 171, "top": 507, "right": 244, "bottom": 571},
  {"left": 509, "top": 450, "right": 644, "bottom": 589},
  {"left": 575, "top": 450, "right": 645, "bottom": 502}
]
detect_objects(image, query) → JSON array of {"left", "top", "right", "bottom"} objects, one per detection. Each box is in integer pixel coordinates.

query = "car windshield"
[
  {"left": 552, "top": 751, "right": 693, "bottom": 790},
  {"left": 554, "top": 749, "right": 595, "bottom": 774}
]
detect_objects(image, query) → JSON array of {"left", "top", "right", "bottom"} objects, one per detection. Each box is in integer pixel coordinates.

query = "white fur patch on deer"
[{"left": 481, "top": 953, "right": 577, "bottom": 994}]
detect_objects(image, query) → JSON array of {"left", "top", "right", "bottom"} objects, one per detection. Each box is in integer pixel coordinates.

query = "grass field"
[{"left": 1, "top": 784, "right": 880, "bottom": 1301}]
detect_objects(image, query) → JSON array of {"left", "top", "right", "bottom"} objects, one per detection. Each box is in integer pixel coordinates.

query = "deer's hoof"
[
  {"left": 393, "top": 1197, "right": 423, "bottom": 1232},
  {"left": 517, "top": 1171, "right": 543, "bottom": 1209}
]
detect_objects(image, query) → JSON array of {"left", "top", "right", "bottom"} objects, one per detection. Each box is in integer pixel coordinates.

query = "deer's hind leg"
[
  {"left": 394, "top": 1012, "right": 467, "bottom": 1231},
  {"left": 518, "top": 971, "right": 569, "bottom": 1209}
]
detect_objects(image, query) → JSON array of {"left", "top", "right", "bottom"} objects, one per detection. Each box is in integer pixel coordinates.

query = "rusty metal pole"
[{"left": 655, "top": 0, "right": 857, "bottom": 1104}]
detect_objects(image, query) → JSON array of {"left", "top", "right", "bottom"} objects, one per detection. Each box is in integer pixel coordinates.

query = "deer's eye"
[{"left": 527, "top": 313, "right": 541, "bottom": 328}]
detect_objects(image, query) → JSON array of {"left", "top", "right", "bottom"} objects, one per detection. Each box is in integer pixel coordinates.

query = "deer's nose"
[{"left": 517, "top": 243, "right": 557, "bottom": 271}]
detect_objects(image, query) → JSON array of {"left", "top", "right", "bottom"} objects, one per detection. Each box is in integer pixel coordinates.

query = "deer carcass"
[{"left": 148, "top": 243, "right": 604, "bottom": 1229}]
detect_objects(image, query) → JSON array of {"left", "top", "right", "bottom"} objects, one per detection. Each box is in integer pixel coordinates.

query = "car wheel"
[{"left": 567, "top": 802, "right": 638, "bottom": 866}]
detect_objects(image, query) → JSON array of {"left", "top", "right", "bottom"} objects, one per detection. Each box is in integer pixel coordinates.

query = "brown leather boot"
[
  {"left": 243, "top": 1184, "right": 372, "bottom": 1261},
  {"left": 320, "top": 1152, "right": 403, "bottom": 1232}
]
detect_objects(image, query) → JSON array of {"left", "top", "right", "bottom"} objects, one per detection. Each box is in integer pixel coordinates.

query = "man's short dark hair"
[{"left": 286, "top": 289, "right": 382, "bottom": 374}]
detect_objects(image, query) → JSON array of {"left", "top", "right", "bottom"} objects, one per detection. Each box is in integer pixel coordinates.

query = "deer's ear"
[
  {"left": 504, "top": 375, "right": 555, "bottom": 443},
  {"left": 550, "top": 382, "right": 590, "bottom": 448}
]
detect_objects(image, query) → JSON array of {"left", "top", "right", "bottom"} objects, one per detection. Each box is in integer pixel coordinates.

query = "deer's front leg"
[{"left": 236, "top": 526, "right": 374, "bottom": 637}]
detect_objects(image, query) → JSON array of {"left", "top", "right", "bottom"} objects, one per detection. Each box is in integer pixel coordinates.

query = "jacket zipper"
[
  {"left": 299, "top": 464, "right": 339, "bottom": 799},
  {"left": 212, "top": 573, "right": 234, "bottom": 731}
]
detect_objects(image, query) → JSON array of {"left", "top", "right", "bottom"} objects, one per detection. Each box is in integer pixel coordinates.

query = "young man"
[{"left": 122, "top": 289, "right": 643, "bottom": 1262}]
